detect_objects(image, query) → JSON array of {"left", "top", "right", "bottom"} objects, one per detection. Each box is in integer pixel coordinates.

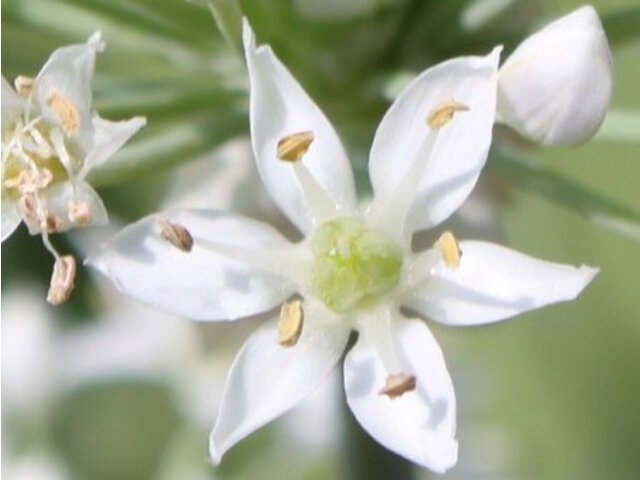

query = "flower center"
[{"left": 310, "top": 218, "right": 403, "bottom": 313}]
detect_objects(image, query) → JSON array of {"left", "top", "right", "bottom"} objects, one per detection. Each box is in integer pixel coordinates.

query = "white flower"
[
  {"left": 1, "top": 32, "right": 146, "bottom": 242},
  {"left": 88, "top": 20, "right": 597, "bottom": 472},
  {"left": 497, "top": 5, "right": 613, "bottom": 146}
]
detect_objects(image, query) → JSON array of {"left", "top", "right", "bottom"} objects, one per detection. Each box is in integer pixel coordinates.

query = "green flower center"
[{"left": 310, "top": 218, "right": 403, "bottom": 313}]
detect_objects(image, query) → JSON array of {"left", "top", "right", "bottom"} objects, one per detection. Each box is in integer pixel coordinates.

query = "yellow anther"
[
  {"left": 47, "top": 90, "right": 81, "bottom": 135},
  {"left": 47, "top": 255, "right": 77, "bottom": 305},
  {"left": 276, "top": 131, "right": 315, "bottom": 162},
  {"left": 158, "top": 217, "right": 194, "bottom": 252},
  {"left": 14, "top": 75, "right": 34, "bottom": 96},
  {"left": 426, "top": 99, "right": 469, "bottom": 130},
  {"left": 435, "top": 231, "right": 462, "bottom": 269},
  {"left": 379, "top": 373, "right": 416, "bottom": 399},
  {"left": 278, "top": 300, "right": 304, "bottom": 347},
  {"left": 68, "top": 201, "right": 93, "bottom": 226}
]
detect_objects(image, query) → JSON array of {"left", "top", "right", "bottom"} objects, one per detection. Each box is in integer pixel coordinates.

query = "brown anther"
[
  {"left": 278, "top": 300, "right": 304, "bottom": 347},
  {"left": 158, "top": 217, "right": 193, "bottom": 252},
  {"left": 45, "top": 213, "right": 64, "bottom": 233},
  {"left": 47, "top": 255, "right": 77, "bottom": 305},
  {"left": 17, "top": 194, "right": 42, "bottom": 226},
  {"left": 435, "top": 231, "right": 462, "bottom": 269},
  {"left": 426, "top": 99, "right": 469, "bottom": 130},
  {"left": 4, "top": 169, "right": 53, "bottom": 195},
  {"left": 379, "top": 373, "right": 417, "bottom": 399},
  {"left": 68, "top": 201, "right": 93, "bottom": 226},
  {"left": 14, "top": 75, "right": 34, "bottom": 96},
  {"left": 276, "top": 131, "right": 315, "bottom": 162},
  {"left": 47, "top": 90, "right": 81, "bottom": 135}
]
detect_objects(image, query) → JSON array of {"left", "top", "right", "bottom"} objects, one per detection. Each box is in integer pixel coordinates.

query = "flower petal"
[
  {"left": 2, "top": 76, "right": 25, "bottom": 128},
  {"left": 344, "top": 315, "right": 457, "bottom": 472},
  {"left": 406, "top": 240, "right": 598, "bottom": 326},
  {"left": 497, "top": 6, "right": 612, "bottom": 146},
  {"left": 35, "top": 32, "right": 104, "bottom": 140},
  {"left": 243, "top": 19, "right": 357, "bottom": 234},
  {"left": 210, "top": 310, "right": 349, "bottom": 463},
  {"left": 2, "top": 199, "right": 22, "bottom": 242},
  {"left": 86, "top": 209, "right": 298, "bottom": 321},
  {"left": 80, "top": 115, "right": 147, "bottom": 177},
  {"left": 367, "top": 48, "right": 501, "bottom": 240}
]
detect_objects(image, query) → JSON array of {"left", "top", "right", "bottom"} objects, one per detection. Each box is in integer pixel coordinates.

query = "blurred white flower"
[
  {"left": 88, "top": 19, "right": 598, "bottom": 473},
  {"left": 1, "top": 31, "right": 145, "bottom": 303},
  {"left": 497, "top": 5, "right": 613, "bottom": 146}
]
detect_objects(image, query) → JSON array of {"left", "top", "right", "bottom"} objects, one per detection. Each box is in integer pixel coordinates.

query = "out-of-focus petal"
[
  {"left": 497, "top": 6, "right": 612, "bottom": 146},
  {"left": 368, "top": 48, "right": 501, "bottom": 241},
  {"left": 210, "top": 310, "right": 349, "bottom": 463},
  {"left": 86, "top": 209, "right": 298, "bottom": 321},
  {"left": 80, "top": 115, "right": 147, "bottom": 177},
  {"left": 344, "top": 316, "right": 457, "bottom": 472},
  {"left": 243, "top": 19, "right": 357, "bottom": 234},
  {"left": 2, "top": 76, "right": 25, "bottom": 128},
  {"left": 2, "top": 199, "right": 22, "bottom": 241},
  {"left": 406, "top": 240, "right": 598, "bottom": 326},
  {"left": 34, "top": 31, "right": 104, "bottom": 140}
]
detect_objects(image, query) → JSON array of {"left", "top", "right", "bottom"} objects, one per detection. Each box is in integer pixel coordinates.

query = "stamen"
[
  {"left": 435, "top": 230, "right": 462, "bottom": 269},
  {"left": 14, "top": 75, "right": 34, "bottom": 96},
  {"left": 426, "top": 98, "right": 469, "bottom": 130},
  {"left": 158, "top": 217, "right": 193, "bottom": 252},
  {"left": 379, "top": 373, "right": 417, "bottom": 399},
  {"left": 17, "top": 194, "right": 42, "bottom": 227},
  {"left": 47, "top": 255, "right": 77, "bottom": 305},
  {"left": 4, "top": 169, "right": 53, "bottom": 195},
  {"left": 276, "top": 131, "right": 314, "bottom": 162},
  {"left": 68, "top": 201, "right": 93, "bottom": 226},
  {"left": 44, "top": 213, "right": 64, "bottom": 234},
  {"left": 47, "top": 90, "right": 81, "bottom": 135},
  {"left": 278, "top": 300, "right": 304, "bottom": 347}
]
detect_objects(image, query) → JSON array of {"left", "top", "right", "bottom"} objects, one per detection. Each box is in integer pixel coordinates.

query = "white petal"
[
  {"left": 497, "top": 6, "right": 612, "bottom": 146},
  {"left": 86, "top": 210, "right": 298, "bottom": 321},
  {"left": 210, "top": 311, "right": 349, "bottom": 463},
  {"left": 243, "top": 19, "right": 357, "bottom": 234},
  {"left": 34, "top": 32, "right": 104, "bottom": 140},
  {"left": 406, "top": 241, "right": 598, "bottom": 326},
  {"left": 368, "top": 48, "right": 501, "bottom": 239},
  {"left": 80, "top": 115, "right": 147, "bottom": 177},
  {"left": 2, "top": 199, "right": 22, "bottom": 242},
  {"left": 344, "top": 316, "right": 457, "bottom": 472},
  {"left": 2, "top": 76, "right": 25, "bottom": 129}
]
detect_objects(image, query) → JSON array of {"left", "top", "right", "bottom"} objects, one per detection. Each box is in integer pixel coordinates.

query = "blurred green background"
[{"left": 2, "top": 0, "right": 639, "bottom": 479}]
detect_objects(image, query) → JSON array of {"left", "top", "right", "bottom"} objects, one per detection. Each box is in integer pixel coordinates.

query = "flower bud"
[{"left": 497, "top": 6, "right": 613, "bottom": 146}]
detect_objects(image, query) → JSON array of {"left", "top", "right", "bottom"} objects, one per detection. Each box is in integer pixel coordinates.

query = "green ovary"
[{"left": 310, "top": 218, "right": 403, "bottom": 313}]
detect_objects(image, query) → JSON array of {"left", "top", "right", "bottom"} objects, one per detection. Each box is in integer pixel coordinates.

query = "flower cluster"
[
  {"left": 88, "top": 6, "right": 611, "bottom": 473},
  {"left": 2, "top": 32, "right": 146, "bottom": 303}
]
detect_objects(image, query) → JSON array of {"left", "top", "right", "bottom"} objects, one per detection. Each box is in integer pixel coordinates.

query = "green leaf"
[
  {"left": 206, "top": 0, "right": 244, "bottom": 52},
  {"left": 493, "top": 150, "right": 640, "bottom": 242}
]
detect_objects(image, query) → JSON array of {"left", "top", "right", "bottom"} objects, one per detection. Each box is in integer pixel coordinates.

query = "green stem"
[{"left": 492, "top": 150, "right": 640, "bottom": 242}]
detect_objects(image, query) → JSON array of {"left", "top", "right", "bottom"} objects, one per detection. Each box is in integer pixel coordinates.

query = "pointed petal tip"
[
  {"left": 241, "top": 17, "right": 255, "bottom": 52},
  {"left": 87, "top": 31, "right": 105, "bottom": 52},
  {"left": 208, "top": 433, "right": 225, "bottom": 466}
]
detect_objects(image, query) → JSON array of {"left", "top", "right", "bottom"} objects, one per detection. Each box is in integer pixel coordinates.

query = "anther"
[
  {"left": 426, "top": 99, "right": 469, "bottom": 130},
  {"left": 68, "top": 201, "right": 93, "bottom": 226},
  {"left": 47, "top": 90, "right": 81, "bottom": 135},
  {"left": 278, "top": 300, "right": 304, "bottom": 347},
  {"left": 158, "top": 217, "right": 193, "bottom": 252},
  {"left": 435, "top": 230, "right": 462, "bottom": 269},
  {"left": 4, "top": 169, "right": 53, "bottom": 195},
  {"left": 17, "top": 194, "right": 42, "bottom": 227},
  {"left": 47, "top": 255, "right": 77, "bottom": 305},
  {"left": 44, "top": 213, "right": 64, "bottom": 233},
  {"left": 14, "top": 75, "right": 34, "bottom": 96},
  {"left": 379, "top": 373, "right": 416, "bottom": 399},
  {"left": 276, "top": 131, "right": 315, "bottom": 162}
]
